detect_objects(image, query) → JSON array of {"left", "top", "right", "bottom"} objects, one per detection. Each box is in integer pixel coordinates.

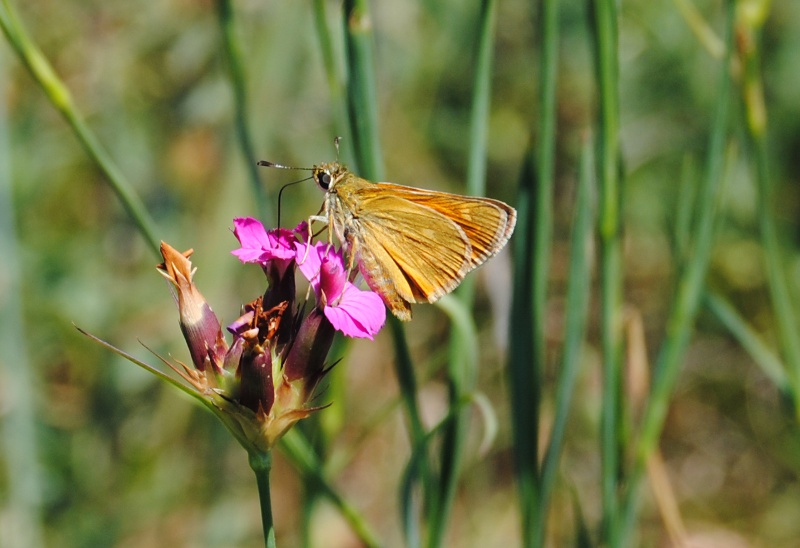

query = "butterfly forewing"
[
  {"left": 376, "top": 186, "right": 516, "bottom": 266},
  {"left": 351, "top": 194, "right": 473, "bottom": 301}
]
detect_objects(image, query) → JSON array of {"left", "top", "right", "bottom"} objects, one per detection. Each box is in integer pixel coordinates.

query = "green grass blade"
[
  {"left": 507, "top": 145, "right": 539, "bottom": 543},
  {"left": 430, "top": 1, "right": 496, "bottom": 545},
  {"left": 430, "top": 294, "right": 479, "bottom": 548},
  {"left": 215, "top": 0, "right": 269, "bottom": 222},
  {"left": 280, "top": 430, "right": 382, "bottom": 548},
  {"left": 671, "top": 156, "right": 698, "bottom": 272},
  {"left": 0, "top": 61, "right": 45, "bottom": 547},
  {"left": 0, "top": 0, "right": 160, "bottom": 255},
  {"left": 589, "top": 0, "right": 623, "bottom": 540},
  {"left": 523, "top": 0, "right": 560, "bottom": 541},
  {"left": 400, "top": 425, "right": 445, "bottom": 548},
  {"left": 705, "top": 291, "right": 790, "bottom": 394},
  {"left": 341, "top": 0, "right": 432, "bottom": 535},
  {"left": 312, "top": 0, "right": 351, "bottom": 142},
  {"left": 533, "top": 0, "right": 559, "bottom": 367},
  {"left": 342, "top": 0, "right": 423, "bottom": 436},
  {"left": 618, "top": 2, "right": 736, "bottom": 542},
  {"left": 738, "top": 11, "right": 800, "bottom": 411},
  {"left": 464, "top": 0, "right": 496, "bottom": 200},
  {"left": 535, "top": 137, "right": 594, "bottom": 545},
  {"left": 343, "top": 0, "right": 383, "bottom": 180}
]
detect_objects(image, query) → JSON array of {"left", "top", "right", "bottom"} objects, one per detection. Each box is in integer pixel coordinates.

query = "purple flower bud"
[
  {"left": 283, "top": 308, "right": 336, "bottom": 393},
  {"left": 157, "top": 242, "right": 227, "bottom": 375}
]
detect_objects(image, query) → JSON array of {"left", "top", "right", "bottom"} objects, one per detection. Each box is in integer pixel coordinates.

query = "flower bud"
[{"left": 157, "top": 242, "right": 227, "bottom": 375}]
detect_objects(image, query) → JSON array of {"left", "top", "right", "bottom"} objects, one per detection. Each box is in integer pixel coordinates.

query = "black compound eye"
[{"left": 316, "top": 171, "right": 333, "bottom": 190}]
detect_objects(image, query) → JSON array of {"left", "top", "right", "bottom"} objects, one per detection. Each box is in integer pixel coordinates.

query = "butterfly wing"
[
  {"left": 390, "top": 188, "right": 517, "bottom": 265},
  {"left": 331, "top": 181, "right": 515, "bottom": 319}
]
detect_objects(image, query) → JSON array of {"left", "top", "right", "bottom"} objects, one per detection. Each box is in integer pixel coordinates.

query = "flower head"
[{"left": 84, "top": 218, "right": 386, "bottom": 454}]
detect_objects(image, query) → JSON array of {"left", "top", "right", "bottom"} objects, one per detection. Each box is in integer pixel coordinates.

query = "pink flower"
[
  {"left": 296, "top": 242, "right": 386, "bottom": 339},
  {"left": 231, "top": 217, "right": 296, "bottom": 266}
]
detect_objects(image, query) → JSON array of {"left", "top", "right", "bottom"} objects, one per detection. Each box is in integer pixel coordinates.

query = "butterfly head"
[{"left": 312, "top": 162, "right": 349, "bottom": 193}]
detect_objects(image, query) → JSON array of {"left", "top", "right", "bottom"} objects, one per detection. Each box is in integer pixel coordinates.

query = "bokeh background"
[{"left": 2, "top": 0, "right": 800, "bottom": 546}]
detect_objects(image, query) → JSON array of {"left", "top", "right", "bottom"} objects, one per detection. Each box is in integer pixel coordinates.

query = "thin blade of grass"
[
  {"left": 738, "top": 9, "right": 800, "bottom": 413},
  {"left": 280, "top": 429, "right": 382, "bottom": 548},
  {"left": 343, "top": 0, "right": 383, "bottom": 180},
  {"left": 671, "top": 156, "right": 698, "bottom": 273},
  {"left": 341, "top": 0, "right": 432, "bottom": 534},
  {"left": 589, "top": 0, "right": 623, "bottom": 540},
  {"left": 535, "top": 136, "right": 595, "bottom": 544},
  {"left": 432, "top": 294, "right": 479, "bottom": 548},
  {"left": 617, "top": 2, "right": 736, "bottom": 542},
  {"left": 524, "top": 0, "right": 561, "bottom": 541},
  {"left": 705, "top": 291, "right": 790, "bottom": 395},
  {"left": 312, "top": 0, "right": 351, "bottom": 143},
  {"left": 433, "top": 0, "right": 497, "bottom": 545},
  {"left": 0, "top": 61, "right": 44, "bottom": 547},
  {"left": 507, "top": 145, "right": 539, "bottom": 544},
  {"left": 0, "top": 0, "right": 160, "bottom": 254},
  {"left": 215, "top": 0, "right": 269, "bottom": 222}
]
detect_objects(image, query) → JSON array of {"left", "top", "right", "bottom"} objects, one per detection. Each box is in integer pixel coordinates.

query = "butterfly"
[{"left": 260, "top": 158, "right": 516, "bottom": 320}]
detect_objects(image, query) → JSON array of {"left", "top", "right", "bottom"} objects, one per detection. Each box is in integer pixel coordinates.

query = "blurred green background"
[{"left": 2, "top": 0, "right": 800, "bottom": 546}]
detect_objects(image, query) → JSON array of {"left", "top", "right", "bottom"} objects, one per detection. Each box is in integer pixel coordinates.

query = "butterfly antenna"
[
  {"left": 333, "top": 136, "right": 342, "bottom": 161},
  {"left": 257, "top": 160, "right": 315, "bottom": 226},
  {"left": 257, "top": 160, "right": 313, "bottom": 171},
  {"left": 276, "top": 177, "right": 312, "bottom": 227}
]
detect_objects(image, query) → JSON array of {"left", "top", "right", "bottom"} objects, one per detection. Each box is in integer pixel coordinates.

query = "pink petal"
[
  {"left": 269, "top": 228, "right": 298, "bottom": 257},
  {"left": 231, "top": 217, "right": 270, "bottom": 263},
  {"left": 232, "top": 217, "right": 296, "bottom": 264},
  {"left": 324, "top": 284, "right": 386, "bottom": 339}
]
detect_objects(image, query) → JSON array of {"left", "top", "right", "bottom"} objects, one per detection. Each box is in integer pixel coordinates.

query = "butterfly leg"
[
  {"left": 298, "top": 214, "right": 329, "bottom": 265},
  {"left": 343, "top": 228, "right": 360, "bottom": 282}
]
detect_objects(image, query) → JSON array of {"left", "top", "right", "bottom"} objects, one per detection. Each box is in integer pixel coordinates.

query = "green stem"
[
  {"left": 215, "top": 0, "right": 269, "bottom": 222},
  {"left": 590, "top": 0, "right": 622, "bottom": 541},
  {"left": 464, "top": 0, "right": 496, "bottom": 199},
  {"left": 0, "top": 0, "right": 160, "bottom": 255},
  {"left": 753, "top": 133, "right": 800, "bottom": 406},
  {"left": 388, "top": 317, "right": 427, "bottom": 448},
  {"left": 249, "top": 450, "right": 276, "bottom": 548},
  {"left": 341, "top": 0, "right": 434, "bottom": 534},
  {"left": 431, "top": 295, "right": 479, "bottom": 548}
]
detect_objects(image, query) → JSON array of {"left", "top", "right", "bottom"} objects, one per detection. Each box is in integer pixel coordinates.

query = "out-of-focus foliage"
[{"left": 2, "top": 0, "right": 800, "bottom": 546}]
